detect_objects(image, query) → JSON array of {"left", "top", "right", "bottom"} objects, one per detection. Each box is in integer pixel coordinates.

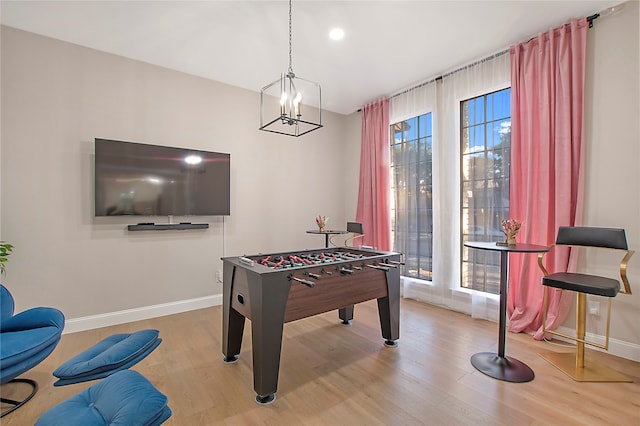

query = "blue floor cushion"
[
  {"left": 36, "top": 370, "right": 171, "bottom": 426},
  {"left": 53, "top": 329, "right": 161, "bottom": 386}
]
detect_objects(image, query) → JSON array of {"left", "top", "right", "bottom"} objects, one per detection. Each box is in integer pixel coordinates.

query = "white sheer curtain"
[{"left": 390, "top": 51, "right": 510, "bottom": 321}]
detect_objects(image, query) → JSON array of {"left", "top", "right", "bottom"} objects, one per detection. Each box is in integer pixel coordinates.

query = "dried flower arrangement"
[
  {"left": 315, "top": 215, "right": 328, "bottom": 231},
  {"left": 500, "top": 219, "right": 522, "bottom": 246}
]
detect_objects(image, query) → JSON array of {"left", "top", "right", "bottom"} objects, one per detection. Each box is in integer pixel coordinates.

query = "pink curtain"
[
  {"left": 356, "top": 98, "right": 391, "bottom": 251},
  {"left": 507, "top": 18, "right": 588, "bottom": 339}
]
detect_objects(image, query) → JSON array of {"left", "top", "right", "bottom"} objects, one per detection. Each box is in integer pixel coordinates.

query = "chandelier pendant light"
[{"left": 259, "top": 0, "right": 322, "bottom": 137}]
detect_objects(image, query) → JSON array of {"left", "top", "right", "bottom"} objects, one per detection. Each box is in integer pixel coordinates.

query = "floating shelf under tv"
[{"left": 127, "top": 223, "right": 209, "bottom": 231}]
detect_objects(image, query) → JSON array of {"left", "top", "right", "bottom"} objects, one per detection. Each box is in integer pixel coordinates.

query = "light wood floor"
[{"left": 3, "top": 298, "right": 639, "bottom": 425}]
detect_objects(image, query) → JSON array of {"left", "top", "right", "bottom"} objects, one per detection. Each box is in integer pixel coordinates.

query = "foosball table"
[{"left": 221, "top": 247, "right": 402, "bottom": 404}]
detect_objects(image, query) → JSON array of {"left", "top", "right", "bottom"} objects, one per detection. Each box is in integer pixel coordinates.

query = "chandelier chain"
[{"left": 288, "top": 0, "right": 293, "bottom": 74}]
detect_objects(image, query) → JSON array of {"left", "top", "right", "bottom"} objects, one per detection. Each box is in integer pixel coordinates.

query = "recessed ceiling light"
[{"left": 329, "top": 28, "right": 344, "bottom": 41}]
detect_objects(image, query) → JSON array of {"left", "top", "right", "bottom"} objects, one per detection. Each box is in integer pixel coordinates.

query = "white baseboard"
[{"left": 63, "top": 294, "right": 223, "bottom": 334}]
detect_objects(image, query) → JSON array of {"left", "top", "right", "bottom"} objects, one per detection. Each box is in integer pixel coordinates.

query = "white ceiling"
[{"left": 0, "top": 0, "right": 621, "bottom": 115}]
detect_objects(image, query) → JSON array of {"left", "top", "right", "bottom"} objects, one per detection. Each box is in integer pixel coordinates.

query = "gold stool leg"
[
  {"left": 576, "top": 293, "right": 586, "bottom": 370},
  {"left": 539, "top": 293, "right": 632, "bottom": 382}
]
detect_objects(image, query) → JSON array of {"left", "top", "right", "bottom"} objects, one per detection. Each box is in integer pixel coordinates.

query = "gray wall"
[
  {"left": 575, "top": 0, "right": 639, "bottom": 357},
  {"left": 0, "top": 26, "right": 354, "bottom": 325}
]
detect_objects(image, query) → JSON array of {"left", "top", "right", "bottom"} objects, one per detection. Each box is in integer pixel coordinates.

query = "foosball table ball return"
[{"left": 221, "top": 247, "right": 402, "bottom": 404}]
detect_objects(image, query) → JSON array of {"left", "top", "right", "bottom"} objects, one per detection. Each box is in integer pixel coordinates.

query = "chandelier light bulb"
[
  {"left": 280, "top": 91, "right": 287, "bottom": 116},
  {"left": 294, "top": 92, "right": 302, "bottom": 117}
]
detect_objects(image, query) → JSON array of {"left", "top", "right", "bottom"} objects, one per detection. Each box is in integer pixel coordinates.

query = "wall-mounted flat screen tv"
[{"left": 94, "top": 138, "right": 230, "bottom": 216}]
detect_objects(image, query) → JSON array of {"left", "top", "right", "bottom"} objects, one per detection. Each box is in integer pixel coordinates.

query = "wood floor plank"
[{"left": 2, "top": 298, "right": 639, "bottom": 425}]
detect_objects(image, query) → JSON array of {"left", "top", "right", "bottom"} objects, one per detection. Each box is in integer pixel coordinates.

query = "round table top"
[
  {"left": 464, "top": 241, "right": 550, "bottom": 253},
  {"left": 306, "top": 229, "right": 348, "bottom": 235}
]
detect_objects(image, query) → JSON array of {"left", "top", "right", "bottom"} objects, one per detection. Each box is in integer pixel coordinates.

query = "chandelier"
[{"left": 259, "top": 0, "right": 322, "bottom": 137}]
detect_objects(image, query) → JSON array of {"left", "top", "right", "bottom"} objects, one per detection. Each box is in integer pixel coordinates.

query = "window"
[
  {"left": 461, "top": 88, "right": 511, "bottom": 294},
  {"left": 390, "top": 113, "right": 433, "bottom": 280}
]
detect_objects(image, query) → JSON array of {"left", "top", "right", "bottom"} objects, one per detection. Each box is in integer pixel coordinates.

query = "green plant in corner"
[{"left": 0, "top": 242, "right": 14, "bottom": 275}]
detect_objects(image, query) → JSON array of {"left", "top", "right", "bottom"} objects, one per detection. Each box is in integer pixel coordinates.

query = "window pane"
[
  {"left": 473, "top": 125, "right": 485, "bottom": 150},
  {"left": 489, "top": 118, "right": 511, "bottom": 149},
  {"left": 492, "top": 89, "right": 510, "bottom": 120},
  {"left": 405, "top": 117, "right": 417, "bottom": 141},
  {"left": 474, "top": 98, "right": 485, "bottom": 124}
]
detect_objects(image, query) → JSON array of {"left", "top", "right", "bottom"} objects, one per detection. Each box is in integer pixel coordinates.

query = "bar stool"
[
  {"left": 537, "top": 226, "right": 634, "bottom": 381},
  {"left": 330, "top": 222, "right": 364, "bottom": 247}
]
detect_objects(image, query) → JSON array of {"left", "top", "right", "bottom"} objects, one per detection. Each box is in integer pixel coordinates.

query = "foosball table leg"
[
  {"left": 222, "top": 286, "right": 245, "bottom": 362},
  {"left": 377, "top": 267, "right": 401, "bottom": 347},
  {"left": 339, "top": 305, "right": 354, "bottom": 325}
]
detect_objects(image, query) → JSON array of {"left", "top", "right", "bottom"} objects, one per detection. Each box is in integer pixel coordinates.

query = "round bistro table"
[{"left": 464, "top": 241, "right": 550, "bottom": 383}]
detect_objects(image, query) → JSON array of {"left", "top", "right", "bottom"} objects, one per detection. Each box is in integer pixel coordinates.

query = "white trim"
[{"left": 62, "top": 294, "right": 223, "bottom": 334}]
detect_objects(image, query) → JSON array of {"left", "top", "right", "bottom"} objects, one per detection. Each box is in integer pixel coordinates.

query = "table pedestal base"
[{"left": 471, "top": 352, "right": 534, "bottom": 383}]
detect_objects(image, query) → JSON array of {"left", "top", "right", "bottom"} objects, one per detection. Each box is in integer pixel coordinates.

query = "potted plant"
[{"left": 0, "top": 241, "right": 14, "bottom": 275}]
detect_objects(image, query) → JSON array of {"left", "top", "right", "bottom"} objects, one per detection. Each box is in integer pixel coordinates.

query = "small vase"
[
  {"left": 318, "top": 226, "right": 325, "bottom": 232},
  {"left": 507, "top": 236, "right": 517, "bottom": 246}
]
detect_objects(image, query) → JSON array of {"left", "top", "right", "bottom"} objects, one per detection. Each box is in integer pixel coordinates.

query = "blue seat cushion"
[
  {"left": 36, "top": 370, "right": 171, "bottom": 426},
  {"left": 53, "top": 329, "right": 161, "bottom": 386}
]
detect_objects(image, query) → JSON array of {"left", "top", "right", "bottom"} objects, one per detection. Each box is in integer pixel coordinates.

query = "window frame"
[
  {"left": 390, "top": 112, "right": 434, "bottom": 282},
  {"left": 459, "top": 87, "right": 512, "bottom": 295}
]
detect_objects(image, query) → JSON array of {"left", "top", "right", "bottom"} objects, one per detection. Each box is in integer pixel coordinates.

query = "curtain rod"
[
  {"left": 357, "top": 48, "right": 510, "bottom": 112},
  {"left": 393, "top": 48, "right": 511, "bottom": 99}
]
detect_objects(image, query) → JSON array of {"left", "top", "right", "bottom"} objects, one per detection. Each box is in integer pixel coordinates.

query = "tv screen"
[{"left": 94, "top": 139, "right": 230, "bottom": 217}]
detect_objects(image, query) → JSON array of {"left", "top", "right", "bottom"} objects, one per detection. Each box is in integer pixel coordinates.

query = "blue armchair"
[{"left": 0, "top": 284, "right": 65, "bottom": 417}]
